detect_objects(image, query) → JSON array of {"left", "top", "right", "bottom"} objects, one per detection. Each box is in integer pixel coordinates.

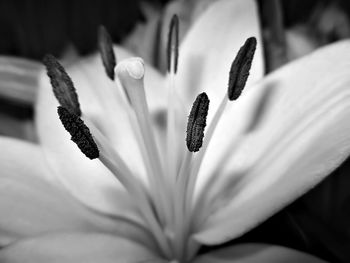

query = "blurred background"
[
  {"left": 1, "top": 0, "right": 350, "bottom": 123},
  {"left": 1, "top": 0, "right": 350, "bottom": 261}
]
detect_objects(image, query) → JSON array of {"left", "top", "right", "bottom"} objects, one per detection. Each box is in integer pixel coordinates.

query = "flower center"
[{"left": 44, "top": 17, "right": 257, "bottom": 262}]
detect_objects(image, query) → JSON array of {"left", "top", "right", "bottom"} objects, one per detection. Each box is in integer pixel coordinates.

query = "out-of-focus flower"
[
  {"left": 285, "top": 1, "right": 350, "bottom": 62},
  {"left": 123, "top": 0, "right": 220, "bottom": 71},
  {"left": 0, "top": 56, "right": 40, "bottom": 141},
  {"left": 1, "top": 0, "right": 350, "bottom": 262}
]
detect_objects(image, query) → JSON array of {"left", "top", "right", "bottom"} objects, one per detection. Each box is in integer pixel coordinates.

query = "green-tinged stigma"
[{"left": 43, "top": 20, "right": 257, "bottom": 262}]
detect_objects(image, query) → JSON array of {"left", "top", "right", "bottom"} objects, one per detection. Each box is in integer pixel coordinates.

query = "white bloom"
[{"left": 0, "top": 0, "right": 349, "bottom": 262}]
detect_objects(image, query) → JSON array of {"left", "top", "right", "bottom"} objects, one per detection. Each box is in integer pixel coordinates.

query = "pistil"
[
  {"left": 173, "top": 93, "right": 210, "bottom": 260},
  {"left": 116, "top": 59, "right": 172, "bottom": 227}
]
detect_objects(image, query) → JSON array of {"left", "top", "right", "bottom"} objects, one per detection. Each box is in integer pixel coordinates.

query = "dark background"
[{"left": 1, "top": 0, "right": 349, "bottom": 59}]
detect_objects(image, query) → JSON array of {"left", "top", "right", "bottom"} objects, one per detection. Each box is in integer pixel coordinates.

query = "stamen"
[
  {"left": 43, "top": 54, "right": 81, "bottom": 116},
  {"left": 188, "top": 39, "right": 258, "bottom": 224},
  {"left": 98, "top": 25, "right": 116, "bottom": 80},
  {"left": 187, "top": 39, "right": 256, "bottom": 219},
  {"left": 85, "top": 120, "right": 172, "bottom": 258},
  {"left": 228, "top": 37, "right": 257, "bottom": 100},
  {"left": 57, "top": 106, "right": 99, "bottom": 159},
  {"left": 167, "top": 14, "right": 179, "bottom": 74},
  {"left": 174, "top": 150, "right": 193, "bottom": 259},
  {"left": 177, "top": 93, "right": 209, "bottom": 257},
  {"left": 185, "top": 96, "right": 227, "bottom": 218},
  {"left": 186, "top": 93, "right": 210, "bottom": 152},
  {"left": 166, "top": 14, "right": 180, "bottom": 201}
]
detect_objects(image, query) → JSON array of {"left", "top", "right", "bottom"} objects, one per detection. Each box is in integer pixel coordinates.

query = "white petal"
[
  {"left": 36, "top": 45, "right": 166, "bottom": 216},
  {"left": 0, "top": 137, "right": 153, "bottom": 249},
  {"left": 194, "top": 244, "right": 326, "bottom": 263},
  {"left": 174, "top": 0, "right": 264, "bottom": 114},
  {"left": 194, "top": 40, "right": 350, "bottom": 244},
  {"left": 0, "top": 136, "right": 55, "bottom": 186},
  {"left": 0, "top": 233, "right": 161, "bottom": 263}
]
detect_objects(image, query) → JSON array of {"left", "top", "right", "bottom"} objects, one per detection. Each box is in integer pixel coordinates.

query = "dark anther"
[
  {"left": 57, "top": 106, "right": 99, "bottom": 159},
  {"left": 43, "top": 54, "right": 82, "bottom": 116},
  {"left": 167, "top": 14, "right": 179, "bottom": 74},
  {"left": 186, "top": 92, "right": 210, "bottom": 152},
  {"left": 228, "top": 37, "right": 257, "bottom": 101},
  {"left": 98, "top": 25, "right": 116, "bottom": 80}
]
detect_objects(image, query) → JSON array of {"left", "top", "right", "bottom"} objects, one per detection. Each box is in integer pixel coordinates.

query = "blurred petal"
[
  {"left": 195, "top": 40, "right": 350, "bottom": 244},
  {"left": 286, "top": 26, "right": 318, "bottom": 61},
  {"left": 174, "top": 0, "right": 264, "bottom": 114},
  {"left": 123, "top": 2, "right": 161, "bottom": 65},
  {"left": 194, "top": 244, "right": 326, "bottom": 263},
  {"left": 0, "top": 233, "right": 160, "bottom": 263},
  {"left": 0, "top": 114, "right": 37, "bottom": 141},
  {"left": 36, "top": 45, "right": 166, "bottom": 216},
  {"left": 0, "top": 136, "right": 54, "bottom": 184},
  {"left": 0, "top": 137, "right": 153, "bottom": 249},
  {"left": 0, "top": 56, "right": 41, "bottom": 104}
]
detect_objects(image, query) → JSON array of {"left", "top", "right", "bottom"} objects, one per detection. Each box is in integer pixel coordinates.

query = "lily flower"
[{"left": 1, "top": 0, "right": 350, "bottom": 262}]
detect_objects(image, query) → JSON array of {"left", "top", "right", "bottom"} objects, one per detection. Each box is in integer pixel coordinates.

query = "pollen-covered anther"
[
  {"left": 167, "top": 14, "right": 179, "bottom": 74},
  {"left": 98, "top": 25, "right": 116, "bottom": 80},
  {"left": 228, "top": 37, "right": 257, "bottom": 100},
  {"left": 57, "top": 106, "right": 99, "bottom": 159},
  {"left": 186, "top": 92, "right": 210, "bottom": 152},
  {"left": 43, "top": 54, "right": 82, "bottom": 116}
]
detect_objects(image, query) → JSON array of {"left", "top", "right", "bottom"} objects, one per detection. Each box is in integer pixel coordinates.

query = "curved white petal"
[
  {"left": 194, "top": 40, "right": 350, "bottom": 244},
  {"left": 0, "top": 233, "right": 161, "bottom": 263},
  {"left": 0, "top": 136, "right": 53, "bottom": 182},
  {"left": 0, "top": 137, "right": 153, "bottom": 249},
  {"left": 36, "top": 45, "right": 166, "bottom": 216},
  {"left": 174, "top": 0, "right": 264, "bottom": 115},
  {"left": 194, "top": 244, "right": 326, "bottom": 263}
]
